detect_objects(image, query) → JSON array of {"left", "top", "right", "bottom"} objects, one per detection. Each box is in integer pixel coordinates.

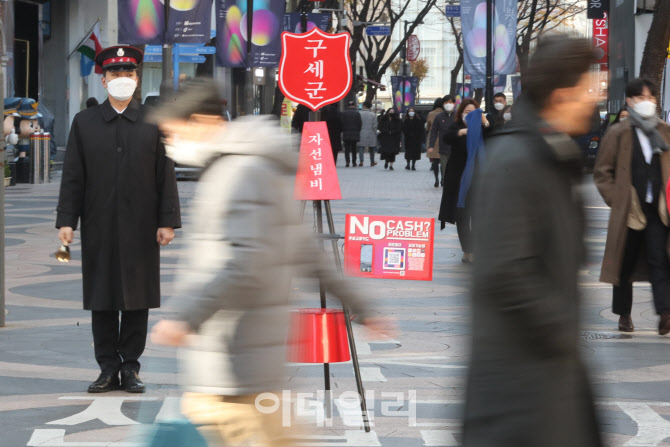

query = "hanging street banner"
[
  {"left": 294, "top": 122, "right": 342, "bottom": 200},
  {"left": 344, "top": 214, "right": 435, "bottom": 281},
  {"left": 587, "top": 0, "right": 609, "bottom": 19},
  {"left": 512, "top": 75, "right": 522, "bottom": 100},
  {"left": 279, "top": 27, "right": 352, "bottom": 111},
  {"left": 283, "top": 13, "right": 330, "bottom": 33},
  {"left": 494, "top": 0, "right": 517, "bottom": 75},
  {"left": 493, "top": 74, "right": 507, "bottom": 94},
  {"left": 407, "top": 35, "right": 420, "bottom": 62},
  {"left": 118, "top": 0, "right": 165, "bottom": 45},
  {"left": 250, "top": 0, "right": 285, "bottom": 66},
  {"left": 593, "top": 12, "right": 608, "bottom": 70},
  {"left": 462, "top": 0, "right": 486, "bottom": 83},
  {"left": 462, "top": 0, "right": 517, "bottom": 82},
  {"left": 215, "top": 0, "right": 285, "bottom": 67},
  {"left": 215, "top": 0, "right": 246, "bottom": 67},
  {"left": 166, "top": 0, "right": 212, "bottom": 43},
  {"left": 391, "top": 76, "right": 418, "bottom": 114}
]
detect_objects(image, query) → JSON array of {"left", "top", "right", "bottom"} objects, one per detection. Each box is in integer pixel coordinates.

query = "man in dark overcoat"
[
  {"left": 56, "top": 46, "right": 181, "bottom": 393},
  {"left": 463, "top": 35, "right": 603, "bottom": 446}
]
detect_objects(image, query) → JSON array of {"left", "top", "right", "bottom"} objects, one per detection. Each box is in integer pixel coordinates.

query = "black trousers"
[
  {"left": 92, "top": 309, "right": 149, "bottom": 374},
  {"left": 613, "top": 203, "right": 670, "bottom": 316},
  {"left": 344, "top": 141, "right": 358, "bottom": 164}
]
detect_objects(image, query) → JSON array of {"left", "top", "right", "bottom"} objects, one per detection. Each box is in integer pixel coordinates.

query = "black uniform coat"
[
  {"left": 56, "top": 99, "right": 181, "bottom": 311},
  {"left": 463, "top": 103, "right": 602, "bottom": 447},
  {"left": 403, "top": 116, "right": 425, "bottom": 161}
]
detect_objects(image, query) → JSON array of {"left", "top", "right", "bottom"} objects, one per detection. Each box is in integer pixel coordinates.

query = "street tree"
[
  {"left": 639, "top": 0, "right": 670, "bottom": 110},
  {"left": 446, "top": 16, "right": 463, "bottom": 97},
  {"left": 516, "top": 0, "right": 585, "bottom": 76},
  {"left": 345, "top": 0, "right": 438, "bottom": 104}
]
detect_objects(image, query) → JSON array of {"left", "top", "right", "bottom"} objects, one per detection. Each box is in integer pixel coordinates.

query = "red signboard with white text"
[
  {"left": 279, "top": 27, "right": 352, "bottom": 111},
  {"left": 593, "top": 13, "right": 608, "bottom": 70},
  {"left": 294, "top": 121, "right": 341, "bottom": 200},
  {"left": 344, "top": 214, "right": 434, "bottom": 281}
]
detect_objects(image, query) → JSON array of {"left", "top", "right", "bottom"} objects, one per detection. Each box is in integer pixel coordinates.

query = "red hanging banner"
[
  {"left": 294, "top": 121, "right": 342, "bottom": 200},
  {"left": 344, "top": 214, "right": 435, "bottom": 281},
  {"left": 279, "top": 27, "right": 352, "bottom": 111},
  {"left": 592, "top": 12, "right": 608, "bottom": 70}
]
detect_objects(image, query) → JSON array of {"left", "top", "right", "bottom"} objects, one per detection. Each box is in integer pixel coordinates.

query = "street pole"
[
  {"left": 161, "top": 0, "right": 172, "bottom": 95},
  {"left": 402, "top": 21, "right": 409, "bottom": 115},
  {"left": 338, "top": 0, "right": 345, "bottom": 113},
  {"left": 0, "top": 29, "right": 5, "bottom": 328},
  {"left": 485, "top": 0, "right": 493, "bottom": 112},
  {"left": 243, "top": 0, "right": 255, "bottom": 115}
]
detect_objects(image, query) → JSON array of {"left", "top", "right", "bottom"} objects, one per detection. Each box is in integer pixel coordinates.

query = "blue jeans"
[{"left": 358, "top": 146, "right": 376, "bottom": 164}]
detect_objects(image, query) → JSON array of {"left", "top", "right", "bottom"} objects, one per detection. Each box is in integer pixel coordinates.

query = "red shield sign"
[{"left": 279, "top": 28, "right": 352, "bottom": 111}]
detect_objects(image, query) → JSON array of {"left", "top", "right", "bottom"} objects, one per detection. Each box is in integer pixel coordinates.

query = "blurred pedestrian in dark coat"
[
  {"left": 378, "top": 108, "right": 402, "bottom": 170},
  {"left": 463, "top": 35, "right": 602, "bottom": 447},
  {"left": 322, "top": 104, "right": 343, "bottom": 163},
  {"left": 402, "top": 107, "right": 424, "bottom": 170}
]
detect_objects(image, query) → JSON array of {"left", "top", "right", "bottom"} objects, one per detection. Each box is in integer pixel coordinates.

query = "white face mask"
[
  {"left": 408, "top": 112, "right": 415, "bottom": 117},
  {"left": 106, "top": 77, "right": 137, "bottom": 101},
  {"left": 444, "top": 103, "right": 454, "bottom": 112},
  {"left": 494, "top": 102, "right": 505, "bottom": 111},
  {"left": 633, "top": 100, "right": 657, "bottom": 119},
  {"left": 164, "top": 139, "right": 214, "bottom": 168},
  {"left": 503, "top": 113, "right": 512, "bottom": 121}
]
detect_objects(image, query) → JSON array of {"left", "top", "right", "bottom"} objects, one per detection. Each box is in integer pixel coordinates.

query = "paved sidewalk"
[{"left": 0, "top": 156, "right": 669, "bottom": 446}]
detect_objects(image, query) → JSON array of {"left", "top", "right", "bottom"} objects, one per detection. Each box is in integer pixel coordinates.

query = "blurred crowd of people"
[{"left": 55, "top": 31, "right": 670, "bottom": 447}]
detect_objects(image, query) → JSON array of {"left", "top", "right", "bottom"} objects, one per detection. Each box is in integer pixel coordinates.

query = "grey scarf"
[{"left": 628, "top": 107, "right": 669, "bottom": 154}]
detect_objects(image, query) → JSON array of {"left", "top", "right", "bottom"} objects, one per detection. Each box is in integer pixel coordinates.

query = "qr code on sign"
[{"left": 383, "top": 248, "right": 406, "bottom": 270}]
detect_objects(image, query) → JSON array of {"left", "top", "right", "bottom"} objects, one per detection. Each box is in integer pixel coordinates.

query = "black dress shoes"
[
  {"left": 659, "top": 313, "right": 670, "bottom": 336},
  {"left": 618, "top": 315, "right": 634, "bottom": 333},
  {"left": 121, "top": 370, "right": 146, "bottom": 393},
  {"left": 88, "top": 371, "right": 120, "bottom": 393}
]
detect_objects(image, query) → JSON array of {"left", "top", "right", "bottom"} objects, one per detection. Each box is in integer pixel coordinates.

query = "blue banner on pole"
[
  {"left": 216, "top": 0, "right": 285, "bottom": 68},
  {"left": 391, "top": 76, "right": 418, "bottom": 114},
  {"left": 118, "top": 0, "right": 165, "bottom": 45},
  {"left": 461, "top": 0, "right": 486, "bottom": 87},
  {"left": 493, "top": 74, "right": 507, "bottom": 94},
  {"left": 512, "top": 75, "right": 522, "bottom": 100},
  {"left": 166, "top": 0, "right": 212, "bottom": 43},
  {"left": 494, "top": 0, "right": 517, "bottom": 75},
  {"left": 215, "top": 0, "right": 247, "bottom": 67},
  {"left": 283, "top": 13, "right": 330, "bottom": 33},
  {"left": 461, "top": 0, "right": 517, "bottom": 81},
  {"left": 250, "top": 0, "right": 285, "bottom": 67}
]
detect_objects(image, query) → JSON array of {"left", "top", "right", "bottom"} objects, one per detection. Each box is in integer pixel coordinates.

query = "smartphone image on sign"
[{"left": 360, "top": 244, "right": 373, "bottom": 272}]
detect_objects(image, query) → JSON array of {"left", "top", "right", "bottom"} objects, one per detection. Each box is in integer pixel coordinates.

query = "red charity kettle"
[{"left": 287, "top": 308, "right": 351, "bottom": 363}]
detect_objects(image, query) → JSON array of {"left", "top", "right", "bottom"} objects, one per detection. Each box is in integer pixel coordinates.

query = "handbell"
[{"left": 55, "top": 245, "right": 71, "bottom": 263}]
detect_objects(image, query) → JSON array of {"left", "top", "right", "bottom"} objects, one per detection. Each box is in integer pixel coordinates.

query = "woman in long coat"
[
  {"left": 378, "top": 108, "right": 402, "bottom": 170},
  {"left": 426, "top": 98, "right": 445, "bottom": 187},
  {"left": 439, "top": 99, "right": 488, "bottom": 263},
  {"left": 403, "top": 107, "right": 425, "bottom": 170}
]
